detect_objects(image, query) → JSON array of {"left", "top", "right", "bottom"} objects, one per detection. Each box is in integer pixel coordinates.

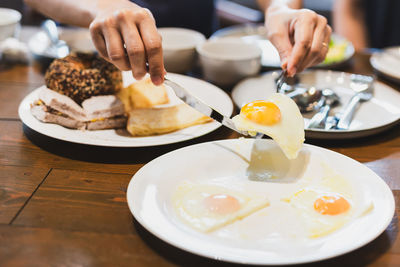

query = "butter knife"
[{"left": 164, "top": 79, "right": 262, "bottom": 137}]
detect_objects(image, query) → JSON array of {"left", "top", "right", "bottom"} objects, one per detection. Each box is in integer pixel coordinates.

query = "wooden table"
[{"left": 0, "top": 40, "right": 399, "bottom": 266}]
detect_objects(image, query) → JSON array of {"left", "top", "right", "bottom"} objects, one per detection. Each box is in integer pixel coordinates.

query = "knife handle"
[
  {"left": 308, "top": 104, "right": 331, "bottom": 129},
  {"left": 337, "top": 94, "right": 361, "bottom": 130}
]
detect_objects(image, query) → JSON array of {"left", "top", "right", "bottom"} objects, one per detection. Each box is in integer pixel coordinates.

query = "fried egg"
[
  {"left": 284, "top": 189, "right": 353, "bottom": 238},
  {"left": 232, "top": 93, "right": 304, "bottom": 159},
  {"left": 173, "top": 182, "right": 270, "bottom": 232},
  {"left": 283, "top": 168, "right": 373, "bottom": 238}
]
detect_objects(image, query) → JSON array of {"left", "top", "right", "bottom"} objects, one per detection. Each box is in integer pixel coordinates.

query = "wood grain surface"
[{"left": 0, "top": 27, "right": 399, "bottom": 267}]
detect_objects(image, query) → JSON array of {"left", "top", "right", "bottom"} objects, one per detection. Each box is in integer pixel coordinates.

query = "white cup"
[
  {"left": 197, "top": 38, "right": 262, "bottom": 86},
  {"left": 0, "top": 8, "right": 22, "bottom": 41},
  {"left": 158, "top": 27, "right": 206, "bottom": 74}
]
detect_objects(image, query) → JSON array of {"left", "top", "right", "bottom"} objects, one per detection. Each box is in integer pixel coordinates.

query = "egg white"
[
  {"left": 232, "top": 93, "right": 305, "bottom": 159},
  {"left": 172, "top": 182, "right": 270, "bottom": 232},
  {"left": 283, "top": 189, "right": 353, "bottom": 238},
  {"left": 283, "top": 167, "right": 374, "bottom": 238}
]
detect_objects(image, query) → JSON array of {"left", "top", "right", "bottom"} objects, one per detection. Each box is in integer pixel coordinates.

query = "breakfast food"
[
  {"left": 45, "top": 52, "right": 123, "bottom": 104},
  {"left": 171, "top": 159, "right": 373, "bottom": 241},
  {"left": 282, "top": 164, "right": 373, "bottom": 238},
  {"left": 34, "top": 52, "right": 212, "bottom": 135},
  {"left": 126, "top": 103, "right": 212, "bottom": 136},
  {"left": 232, "top": 93, "right": 305, "bottom": 159},
  {"left": 284, "top": 189, "right": 353, "bottom": 238},
  {"left": 118, "top": 78, "right": 169, "bottom": 110},
  {"left": 31, "top": 87, "right": 126, "bottom": 130},
  {"left": 173, "top": 182, "right": 270, "bottom": 232}
]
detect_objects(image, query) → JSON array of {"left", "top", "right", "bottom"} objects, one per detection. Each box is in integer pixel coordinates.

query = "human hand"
[
  {"left": 89, "top": 0, "right": 164, "bottom": 85},
  {"left": 265, "top": 5, "right": 332, "bottom": 77}
]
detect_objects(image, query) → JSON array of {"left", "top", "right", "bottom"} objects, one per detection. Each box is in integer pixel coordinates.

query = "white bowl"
[
  {"left": 0, "top": 8, "right": 21, "bottom": 41},
  {"left": 158, "top": 27, "right": 205, "bottom": 73},
  {"left": 196, "top": 38, "right": 262, "bottom": 86},
  {"left": 60, "top": 28, "right": 96, "bottom": 53}
]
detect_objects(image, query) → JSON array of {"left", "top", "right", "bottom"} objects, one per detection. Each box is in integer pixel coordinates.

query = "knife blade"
[{"left": 164, "top": 78, "right": 262, "bottom": 138}]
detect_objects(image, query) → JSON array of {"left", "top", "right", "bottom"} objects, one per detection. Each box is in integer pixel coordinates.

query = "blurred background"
[{"left": 2, "top": 0, "right": 334, "bottom": 28}]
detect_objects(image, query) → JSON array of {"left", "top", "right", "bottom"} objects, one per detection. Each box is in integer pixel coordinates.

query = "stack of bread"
[
  {"left": 119, "top": 78, "right": 212, "bottom": 136},
  {"left": 31, "top": 53, "right": 126, "bottom": 130},
  {"left": 31, "top": 52, "right": 212, "bottom": 135}
]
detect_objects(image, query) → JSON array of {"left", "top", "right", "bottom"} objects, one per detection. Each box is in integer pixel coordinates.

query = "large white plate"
[
  {"left": 232, "top": 70, "right": 400, "bottom": 139},
  {"left": 211, "top": 25, "right": 354, "bottom": 69},
  {"left": 370, "top": 47, "right": 400, "bottom": 83},
  {"left": 127, "top": 139, "right": 394, "bottom": 265},
  {"left": 18, "top": 73, "right": 233, "bottom": 147}
]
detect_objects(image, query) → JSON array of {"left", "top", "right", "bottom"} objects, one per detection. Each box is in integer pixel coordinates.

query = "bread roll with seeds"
[{"left": 45, "top": 53, "right": 122, "bottom": 104}]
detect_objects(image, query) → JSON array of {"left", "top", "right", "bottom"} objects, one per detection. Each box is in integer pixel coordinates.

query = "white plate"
[
  {"left": 370, "top": 47, "right": 400, "bottom": 83},
  {"left": 211, "top": 25, "right": 354, "bottom": 69},
  {"left": 18, "top": 73, "right": 233, "bottom": 147},
  {"left": 232, "top": 70, "right": 400, "bottom": 139},
  {"left": 127, "top": 139, "right": 394, "bottom": 265}
]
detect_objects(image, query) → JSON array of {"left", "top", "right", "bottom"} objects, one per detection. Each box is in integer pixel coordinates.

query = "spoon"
[
  {"left": 275, "top": 71, "right": 300, "bottom": 93},
  {"left": 307, "top": 89, "right": 340, "bottom": 129},
  {"left": 335, "top": 74, "right": 373, "bottom": 130},
  {"left": 286, "top": 85, "right": 323, "bottom": 113},
  {"left": 41, "top": 19, "right": 69, "bottom": 58}
]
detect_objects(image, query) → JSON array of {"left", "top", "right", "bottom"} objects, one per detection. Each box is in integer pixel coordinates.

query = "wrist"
[
  {"left": 93, "top": 0, "right": 134, "bottom": 20},
  {"left": 265, "top": 2, "right": 291, "bottom": 18},
  {"left": 267, "top": 0, "right": 290, "bottom": 9}
]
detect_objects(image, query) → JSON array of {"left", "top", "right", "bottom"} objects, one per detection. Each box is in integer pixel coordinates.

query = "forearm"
[
  {"left": 24, "top": 0, "right": 131, "bottom": 27},
  {"left": 333, "top": 0, "right": 367, "bottom": 51},
  {"left": 256, "top": 0, "right": 302, "bottom": 12}
]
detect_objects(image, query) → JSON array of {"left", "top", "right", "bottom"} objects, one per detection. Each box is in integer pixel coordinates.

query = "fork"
[
  {"left": 276, "top": 70, "right": 287, "bottom": 93},
  {"left": 335, "top": 74, "right": 374, "bottom": 130}
]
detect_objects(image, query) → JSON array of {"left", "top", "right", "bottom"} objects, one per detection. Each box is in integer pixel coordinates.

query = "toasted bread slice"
[
  {"left": 126, "top": 104, "right": 212, "bottom": 136},
  {"left": 119, "top": 78, "right": 169, "bottom": 111}
]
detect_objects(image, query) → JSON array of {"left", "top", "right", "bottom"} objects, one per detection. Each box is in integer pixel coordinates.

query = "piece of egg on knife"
[{"left": 232, "top": 93, "right": 305, "bottom": 159}]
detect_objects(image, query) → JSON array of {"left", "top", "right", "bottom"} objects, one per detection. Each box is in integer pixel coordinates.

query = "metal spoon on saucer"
[
  {"left": 286, "top": 85, "right": 324, "bottom": 113},
  {"left": 275, "top": 72, "right": 324, "bottom": 113}
]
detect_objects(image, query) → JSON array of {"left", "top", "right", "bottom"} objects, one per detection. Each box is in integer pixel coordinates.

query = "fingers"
[
  {"left": 268, "top": 28, "right": 293, "bottom": 70},
  {"left": 287, "top": 10, "right": 318, "bottom": 76},
  {"left": 310, "top": 24, "right": 332, "bottom": 67},
  {"left": 102, "top": 24, "right": 131, "bottom": 71},
  {"left": 89, "top": 6, "right": 165, "bottom": 86},
  {"left": 300, "top": 16, "right": 331, "bottom": 69},
  {"left": 89, "top": 22, "right": 108, "bottom": 59},
  {"left": 119, "top": 17, "right": 146, "bottom": 80},
  {"left": 138, "top": 16, "right": 164, "bottom": 85}
]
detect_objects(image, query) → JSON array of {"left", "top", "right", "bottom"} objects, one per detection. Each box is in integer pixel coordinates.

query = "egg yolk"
[
  {"left": 314, "top": 195, "right": 350, "bottom": 215},
  {"left": 203, "top": 194, "right": 241, "bottom": 215},
  {"left": 241, "top": 101, "right": 281, "bottom": 125}
]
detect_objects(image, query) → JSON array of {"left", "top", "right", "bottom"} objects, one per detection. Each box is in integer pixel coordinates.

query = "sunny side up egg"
[
  {"left": 173, "top": 182, "right": 270, "bottom": 233},
  {"left": 284, "top": 189, "right": 353, "bottom": 238},
  {"left": 283, "top": 167, "right": 374, "bottom": 238},
  {"left": 232, "top": 93, "right": 305, "bottom": 159}
]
